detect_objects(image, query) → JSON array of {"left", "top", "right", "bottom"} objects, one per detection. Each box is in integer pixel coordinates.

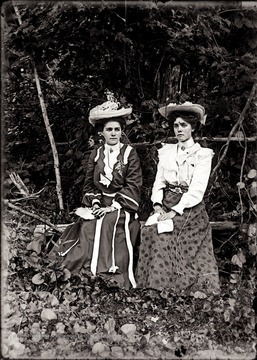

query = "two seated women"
[{"left": 50, "top": 99, "right": 220, "bottom": 295}]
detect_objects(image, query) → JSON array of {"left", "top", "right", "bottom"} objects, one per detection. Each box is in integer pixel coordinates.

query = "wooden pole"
[{"left": 130, "top": 136, "right": 257, "bottom": 148}]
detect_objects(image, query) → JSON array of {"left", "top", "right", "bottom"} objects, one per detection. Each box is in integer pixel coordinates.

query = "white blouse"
[
  {"left": 99, "top": 142, "right": 123, "bottom": 187},
  {"left": 151, "top": 140, "right": 214, "bottom": 215}
]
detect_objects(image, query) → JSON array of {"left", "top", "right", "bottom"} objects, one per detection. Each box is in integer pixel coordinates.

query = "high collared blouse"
[{"left": 151, "top": 142, "right": 214, "bottom": 215}]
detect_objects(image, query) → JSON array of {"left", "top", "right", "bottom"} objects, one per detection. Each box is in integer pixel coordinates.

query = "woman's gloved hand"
[
  {"left": 92, "top": 206, "right": 116, "bottom": 218},
  {"left": 158, "top": 209, "right": 177, "bottom": 221},
  {"left": 153, "top": 204, "right": 165, "bottom": 215}
]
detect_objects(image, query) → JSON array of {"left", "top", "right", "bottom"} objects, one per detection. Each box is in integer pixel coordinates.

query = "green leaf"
[
  {"left": 236, "top": 182, "right": 245, "bottom": 189},
  {"left": 73, "top": 322, "right": 83, "bottom": 333},
  {"left": 91, "top": 342, "right": 108, "bottom": 354},
  {"left": 4, "top": 332, "right": 26, "bottom": 357},
  {"left": 248, "top": 224, "right": 257, "bottom": 237},
  {"left": 104, "top": 317, "right": 116, "bottom": 334},
  {"left": 228, "top": 298, "right": 236, "bottom": 310},
  {"left": 231, "top": 251, "right": 246, "bottom": 268},
  {"left": 120, "top": 323, "right": 136, "bottom": 336},
  {"left": 235, "top": 130, "right": 244, "bottom": 140},
  {"left": 56, "top": 322, "right": 66, "bottom": 334},
  {"left": 37, "top": 164, "right": 44, "bottom": 171},
  {"left": 24, "top": 253, "right": 40, "bottom": 268},
  {"left": 249, "top": 244, "right": 257, "bottom": 256},
  {"left": 250, "top": 181, "right": 257, "bottom": 198},
  {"left": 26, "top": 240, "right": 42, "bottom": 254},
  {"left": 32, "top": 273, "right": 44, "bottom": 285},
  {"left": 230, "top": 272, "right": 240, "bottom": 283},
  {"left": 192, "top": 291, "right": 207, "bottom": 299},
  {"left": 50, "top": 271, "right": 57, "bottom": 283},
  {"left": 86, "top": 320, "right": 96, "bottom": 333},
  {"left": 247, "top": 169, "right": 257, "bottom": 179},
  {"left": 111, "top": 346, "right": 124, "bottom": 357},
  {"left": 62, "top": 268, "right": 71, "bottom": 281},
  {"left": 224, "top": 308, "right": 232, "bottom": 322},
  {"left": 41, "top": 308, "right": 57, "bottom": 321},
  {"left": 75, "top": 174, "right": 85, "bottom": 184}
]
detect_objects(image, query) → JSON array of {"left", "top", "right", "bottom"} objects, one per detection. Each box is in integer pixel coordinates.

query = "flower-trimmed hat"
[
  {"left": 89, "top": 101, "right": 132, "bottom": 126},
  {"left": 158, "top": 101, "right": 206, "bottom": 125},
  {"left": 89, "top": 91, "right": 132, "bottom": 126}
]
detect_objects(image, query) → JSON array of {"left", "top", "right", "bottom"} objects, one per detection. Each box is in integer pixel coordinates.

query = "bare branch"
[
  {"left": 33, "top": 64, "right": 64, "bottom": 210},
  {"left": 209, "top": 83, "right": 257, "bottom": 182}
]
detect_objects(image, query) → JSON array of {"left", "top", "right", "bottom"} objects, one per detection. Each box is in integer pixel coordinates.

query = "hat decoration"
[
  {"left": 89, "top": 91, "right": 132, "bottom": 126},
  {"left": 158, "top": 101, "right": 207, "bottom": 125}
]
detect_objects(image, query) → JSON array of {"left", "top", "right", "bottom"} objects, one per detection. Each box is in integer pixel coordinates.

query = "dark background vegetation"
[
  {"left": 3, "top": 1, "right": 257, "bottom": 217},
  {"left": 2, "top": 1, "right": 257, "bottom": 358}
]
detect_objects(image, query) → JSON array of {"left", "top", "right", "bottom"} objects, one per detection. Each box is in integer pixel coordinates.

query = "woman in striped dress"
[{"left": 51, "top": 99, "right": 142, "bottom": 289}]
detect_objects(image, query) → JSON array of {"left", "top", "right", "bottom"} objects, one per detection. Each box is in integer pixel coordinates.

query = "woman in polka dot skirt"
[{"left": 136, "top": 102, "right": 220, "bottom": 296}]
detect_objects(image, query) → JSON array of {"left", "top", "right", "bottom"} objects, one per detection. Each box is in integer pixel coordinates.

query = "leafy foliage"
[
  {"left": 2, "top": 2, "right": 257, "bottom": 357},
  {"left": 3, "top": 2, "right": 257, "bottom": 217},
  {"left": 2, "top": 212, "right": 256, "bottom": 358}
]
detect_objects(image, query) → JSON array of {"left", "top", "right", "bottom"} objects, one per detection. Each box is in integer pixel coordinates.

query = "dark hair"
[
  {"left": 95, "top": 117, "right": 126, "bottom": 132},
  {"left": 168, "top": 111, "right": 200, "bottom": 131}
]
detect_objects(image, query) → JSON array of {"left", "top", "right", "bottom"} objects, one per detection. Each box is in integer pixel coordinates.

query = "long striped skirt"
[{"left": 49, "top": 196, "right": 139, "bottom": 290}]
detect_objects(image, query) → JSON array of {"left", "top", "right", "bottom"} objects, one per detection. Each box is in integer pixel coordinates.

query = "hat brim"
[
  {"left": 158, "top": 104, "right": 205, "bottom": 123},
  {"left": 89, "top": 107, "right": 132, "bottom": 126}
]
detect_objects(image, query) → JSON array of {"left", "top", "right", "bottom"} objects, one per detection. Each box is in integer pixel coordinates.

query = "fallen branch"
[
  {"left": 4, "top": 200, "right": 62, "bottom": 233},
  {"left": 5, "top": 188, "right": 45, "bottom": 202},
  {"left": 8, "top": 172, "right": 46, "bottom": 201},
  {"left": 6, "top": 196, "right": 40, "bottom": 203},
  {"left": 209, "top": 83, "right": 257, "bottom": 182}
]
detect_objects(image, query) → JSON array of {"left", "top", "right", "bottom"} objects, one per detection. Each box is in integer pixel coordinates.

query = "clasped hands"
[
  {"left": 154, "top": 205, "right": 176, "bottom": 221},
  {"left": 92, "top": 204, "right": 116, "bottom": 218}
]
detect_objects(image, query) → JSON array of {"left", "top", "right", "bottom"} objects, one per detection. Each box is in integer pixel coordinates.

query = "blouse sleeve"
[
  {"left": 112, "top": 147, "right": 142, "bottom": 212},
  {"left": 81, "top": 148, "right": 102, "bottom": 207},
  {"left": 150, "top": 162, "right": 166, "bottom": 205},
  {"left": 171, "top": 149, "right": 213, "bottom": 215}
]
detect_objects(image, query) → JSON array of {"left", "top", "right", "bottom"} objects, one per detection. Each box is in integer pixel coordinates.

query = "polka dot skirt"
[{"left": 136, "top": 195, "right": 220, "bottom": 295}]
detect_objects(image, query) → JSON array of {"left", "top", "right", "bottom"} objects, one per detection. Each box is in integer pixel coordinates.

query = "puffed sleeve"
[
  {"left": 150, "top": 163, "right": 166, "bottom": 205},
  {"left": 172, "top": 148, "right": 214, "bottom": 215},
  {"left": 112, "top": 147, "right": 142, "bottom": 212},
  {"left": 150, "top": 144, "right": 175, "bottom": 205},
  {"left": 81, "top": 148, "right": 102, "bottom": 207}
]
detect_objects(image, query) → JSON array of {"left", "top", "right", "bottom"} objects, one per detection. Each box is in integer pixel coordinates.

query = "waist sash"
[{"left": 164, "top": 184, "right": 188, "bottom": 194}]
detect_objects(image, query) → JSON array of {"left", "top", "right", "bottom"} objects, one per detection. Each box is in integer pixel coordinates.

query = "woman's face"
[
  {"left": 101, "top": 121, "right": 122, "bottom": 146},
  {"left": 173, "top": 117, "right": 193, "bottom": 142}
]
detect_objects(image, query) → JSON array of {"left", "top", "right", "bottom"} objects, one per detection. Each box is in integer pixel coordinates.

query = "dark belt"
[{"left": 164, "top": 184, "right": 188, "bottom": 194}]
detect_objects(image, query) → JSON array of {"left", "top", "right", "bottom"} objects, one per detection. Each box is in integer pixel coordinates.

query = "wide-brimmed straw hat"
[
  {"left": 158, "top": 101, "right": 206, "bottom": 125},
  {"left": 89, "top": 100, "right": 132, "bottom": 126}
]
